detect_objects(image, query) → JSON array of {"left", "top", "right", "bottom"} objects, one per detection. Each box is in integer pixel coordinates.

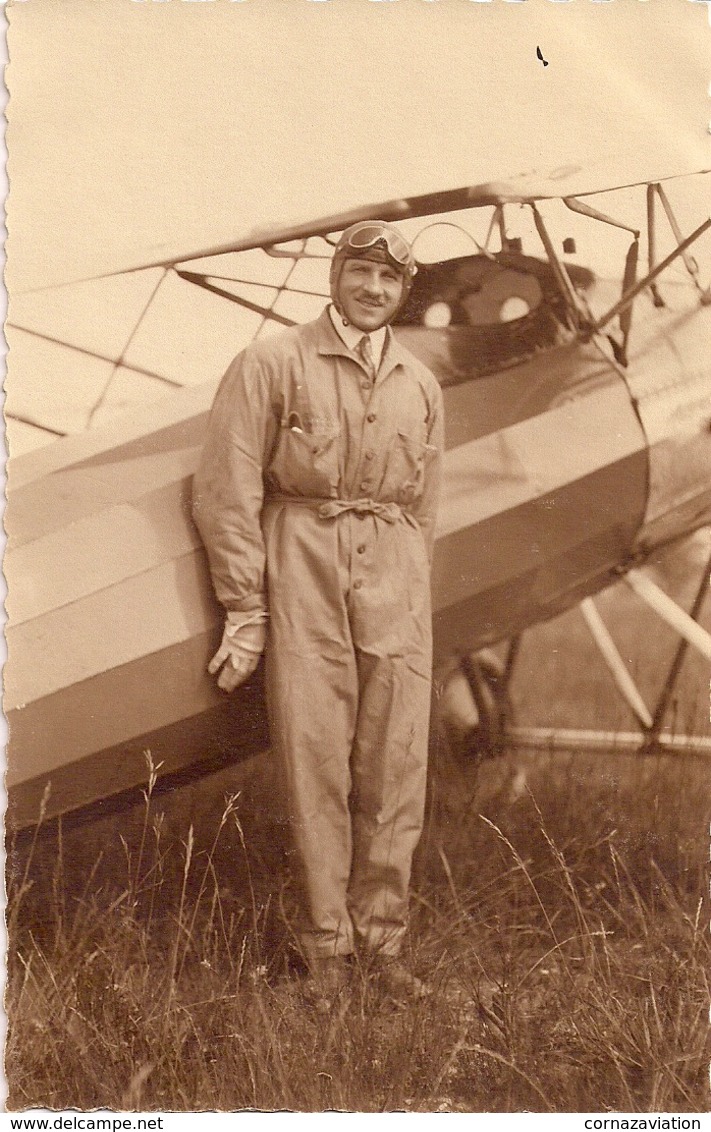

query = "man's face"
[{"left": 337, "top": 257, "right": 405, "bottom": 332}]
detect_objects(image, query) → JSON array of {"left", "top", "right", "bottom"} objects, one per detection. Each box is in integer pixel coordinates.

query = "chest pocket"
[
  {"left": 267, "top": 420, "right": 341, "bottom": 498},
  {"left": 381, "top": 428, "right": 438, "bottom": 504}
]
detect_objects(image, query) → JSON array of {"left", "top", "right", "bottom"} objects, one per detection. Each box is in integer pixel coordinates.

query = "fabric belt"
[{"left": 266, "top": 495, "right": 404, "bottom": 524}]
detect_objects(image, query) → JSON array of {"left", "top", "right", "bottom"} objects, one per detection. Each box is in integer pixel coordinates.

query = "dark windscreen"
[{"left": 394, "top": 252, "right": 595, "bottom": 383}]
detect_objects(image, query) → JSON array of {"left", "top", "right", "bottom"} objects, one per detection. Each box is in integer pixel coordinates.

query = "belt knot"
[{"left": 317, "top": 498, "right": 401, "bottom": 523}]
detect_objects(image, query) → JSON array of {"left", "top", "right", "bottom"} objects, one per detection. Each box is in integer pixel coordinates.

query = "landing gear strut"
[
  {"left": 438, "top": 644, "right": 518, "bottom": 763},
  {"left": 438, "top": 540, "right": 711, "bottom": 759}
]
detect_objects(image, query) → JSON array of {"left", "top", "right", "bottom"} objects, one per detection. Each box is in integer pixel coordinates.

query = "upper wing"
[{"left": 26, "top": 160, "right": 711, "bottom": 287}]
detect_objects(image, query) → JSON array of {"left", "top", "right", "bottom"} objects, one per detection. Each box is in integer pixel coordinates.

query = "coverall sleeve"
[
  {"left": 412, "top": 379, "right": 445, "bottom": 567},
  {"left": 192, "top": 350, "right": 278, "bottom": 615}
]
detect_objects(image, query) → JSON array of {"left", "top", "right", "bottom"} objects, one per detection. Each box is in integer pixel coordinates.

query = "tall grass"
[{"left": 6, "top": 739, "right": 710, "bottom": 1113}]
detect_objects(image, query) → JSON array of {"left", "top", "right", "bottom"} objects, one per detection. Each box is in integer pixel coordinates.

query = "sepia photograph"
[{"left": 4, "top": 0, "right": 711, "bottom": 1116}]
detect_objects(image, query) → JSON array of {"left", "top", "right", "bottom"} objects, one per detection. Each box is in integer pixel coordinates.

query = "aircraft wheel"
[{"left": 438, "top": 648, "right": 513, "bottom": 763}]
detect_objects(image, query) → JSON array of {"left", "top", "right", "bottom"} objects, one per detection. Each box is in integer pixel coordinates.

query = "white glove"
[{"left": 208, "top": 611, "right": 267, "bottom": 693}]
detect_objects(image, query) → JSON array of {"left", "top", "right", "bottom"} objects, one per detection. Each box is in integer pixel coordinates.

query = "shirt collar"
[{"left": 328, "top": 304, "right": 387, "bottom": 368}]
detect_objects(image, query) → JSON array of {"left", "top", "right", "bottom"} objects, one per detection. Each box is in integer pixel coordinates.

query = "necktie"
[{"left": 358, "top": 334, "right": 376, "bottom": 381}]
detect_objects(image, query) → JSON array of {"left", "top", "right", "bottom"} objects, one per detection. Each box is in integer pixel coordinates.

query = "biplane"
[{"left": 5, "top": 163, "right": 711, "bottom": 830}]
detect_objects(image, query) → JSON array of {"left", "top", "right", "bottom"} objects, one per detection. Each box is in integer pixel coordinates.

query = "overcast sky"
[
  {"left": 5, "top": 0, "right": 711, "bottom": 451},
  {"left": 8, "top": 0, "right": 710, "bottom": 287}
]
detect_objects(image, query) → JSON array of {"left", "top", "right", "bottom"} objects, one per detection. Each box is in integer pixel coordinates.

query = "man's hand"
[{"left": 208, "top": 614, "right": 266, "bottom": 693}]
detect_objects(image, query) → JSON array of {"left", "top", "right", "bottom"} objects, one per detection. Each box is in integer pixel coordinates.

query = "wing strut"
[
  {"left": 653, "top": 182, "right": 707, "bottom": 295},
  {"left": 564, "top": 550, "right": 711, "bottom": 752},
  {"left": 624, "top": 568, "right": 711, "bottom": 662},
  {"left": 569, "top": 554, "right": 711, "bottom": 751},
  {"left": 444, "top": 547, "right": 711, "bottom": 760},
  {"left": 645, "top": 183, "right": 665, "bottom": 308},
  {"left": 578, "top": 598, "right": 653, "bottom": 728},
  {"left": 588, "top": 218, "right": 711, "bottom": 337},
  {"left": 176, "top": 271, "right": 297, "bottom": 329},
  {"left": 86, "top": 267, "right": 172, "bottom": 428},
  {"left": 639, "top": 553, "right": 711, "bottom": 744},
  {"left": 6, "top": 323, "right": 184, "bottom": 390},
  {"left": 531, "top": 204, "right": 588, "bottom": 329},
  {"left": 4, "top": 412, "right": 67, "bottom": 440},
  {"left": 563, "top": 196, "right": 640, "bottom": 238}
]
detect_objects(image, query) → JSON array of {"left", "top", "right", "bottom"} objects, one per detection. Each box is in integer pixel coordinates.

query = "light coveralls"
[{"left": 193, "top": 307, "right": 444, "bottom": 959}]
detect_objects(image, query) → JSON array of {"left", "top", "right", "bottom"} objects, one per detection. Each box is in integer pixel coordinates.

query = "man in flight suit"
[{"left": 193, "top": 221, "right": 444, "bottom": 998}]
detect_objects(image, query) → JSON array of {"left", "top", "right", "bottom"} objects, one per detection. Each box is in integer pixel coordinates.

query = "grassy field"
[{"left": 6, "top": 534, "right": 711, "bottom": 1112}]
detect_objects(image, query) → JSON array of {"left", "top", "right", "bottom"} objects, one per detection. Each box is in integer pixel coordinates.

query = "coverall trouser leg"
[{"left": 264, "top": 505, "right": 432, "bottom": 960}]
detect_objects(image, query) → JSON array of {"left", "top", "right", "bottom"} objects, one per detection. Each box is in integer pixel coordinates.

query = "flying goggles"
[{"left": 336, "top": 222, "right": 417, "bottom": 277}]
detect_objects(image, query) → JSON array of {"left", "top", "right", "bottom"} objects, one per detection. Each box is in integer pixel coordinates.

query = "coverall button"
[
  {"left": 357, "top": 544, "right": 366, "bottom": 554},
  {"left": 366, "top": 413, "right": 376, "bottom": 423},
  {"left": 361, "top": 381, "right": 371, "bottom": 391},
  {"left": 353, "top": 579, "right": 363, "bottom": 590},
  {"left": 359, "top": 481, "right": 369, "bottom": 491},
  {"left": 364, "top": 450, "right": 374, "bottom": 460}
]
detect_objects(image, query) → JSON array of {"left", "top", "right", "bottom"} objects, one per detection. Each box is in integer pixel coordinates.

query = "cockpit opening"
[{"left": 394, "top": 251, "right": 595, "bottom": 382}]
